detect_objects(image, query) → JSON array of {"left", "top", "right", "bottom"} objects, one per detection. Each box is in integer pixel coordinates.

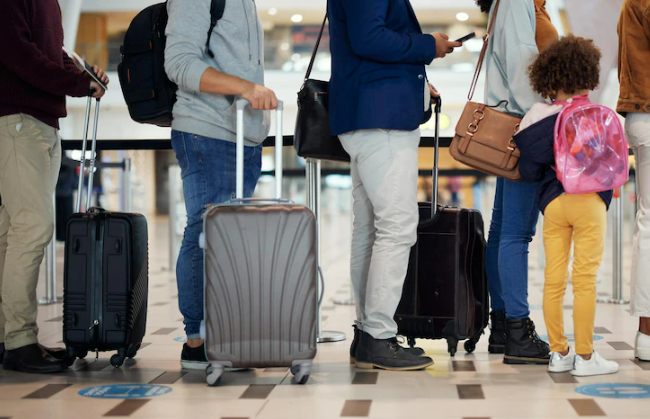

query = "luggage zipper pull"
[{"left": 89, "top": 319, "right": 99, "bottom": 329}]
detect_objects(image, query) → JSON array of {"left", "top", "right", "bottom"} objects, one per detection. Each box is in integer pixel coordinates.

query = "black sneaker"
[
  {"left": 355, "top": 331, "right": 434, "bottom": 371},
  {"left": 349, "top": 325, "right": 425, "bottom": 364},
  {"left": 181, "top": 343, "right": 209, "bottom": 370},
  {"left": 3, "top": 344, "right": 68, "bottom": 374},
  {"left": 503, "top": 318, "right": 551, "bottom": 365},
  {"left": 488, "top": 311, "right": 507, "bottom": 354}
]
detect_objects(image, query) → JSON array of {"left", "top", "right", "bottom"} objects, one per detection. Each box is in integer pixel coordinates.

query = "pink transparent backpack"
[{"left": 554, "top": 95, "right": 629, "bottom": 194}]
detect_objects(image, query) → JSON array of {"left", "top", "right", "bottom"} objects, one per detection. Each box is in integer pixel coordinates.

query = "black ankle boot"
[
  {"left": 355, "top": 331, "right": 434, "bottom": 371},
  {"left": 488, "top": 311, "right": 506, "bottom": 354},
  {"left": 503, "top": 318, "right": 550, "bottom": 365},
  {"left": 349, "top": 325, "right": 425, "bottom": 364}
]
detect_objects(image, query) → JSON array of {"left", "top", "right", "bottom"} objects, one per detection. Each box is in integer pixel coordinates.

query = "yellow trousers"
[{"left": 543, "top": 194, "right": 606, "bottom": 355}]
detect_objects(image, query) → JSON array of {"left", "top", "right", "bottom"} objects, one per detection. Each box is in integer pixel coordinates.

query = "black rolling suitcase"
[
  {"left": 395, "top": 98, "right": 489, "bottom": 356},
  {"left": 63, "top": 97, "right": 149, "bottom": 367}
]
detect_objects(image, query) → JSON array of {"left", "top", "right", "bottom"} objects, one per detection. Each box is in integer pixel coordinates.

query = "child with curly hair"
[{"left": 514, "top": 35, "right": 620, "bottom": 376}]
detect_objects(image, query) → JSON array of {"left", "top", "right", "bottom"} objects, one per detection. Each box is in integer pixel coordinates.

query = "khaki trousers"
[{"left": 0, "top": 114, "right": 61, "bottom": 350}]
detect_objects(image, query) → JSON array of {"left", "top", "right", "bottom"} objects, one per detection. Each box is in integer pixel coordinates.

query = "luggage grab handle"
[
  {"left": 236, "top": 99, "right": 284, "bottom": 200},
  {"left": 228, "top": 198, "right": 293, "bottom": 205}
]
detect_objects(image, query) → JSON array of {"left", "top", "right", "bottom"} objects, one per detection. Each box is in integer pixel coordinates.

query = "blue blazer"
[{"left": 328, "top": 0, "right": 437, "bottom": 136}]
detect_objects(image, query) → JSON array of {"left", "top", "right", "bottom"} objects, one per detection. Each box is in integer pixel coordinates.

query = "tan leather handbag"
[{"left": 450, "top": 0, "right": 523, "bottom": 181}]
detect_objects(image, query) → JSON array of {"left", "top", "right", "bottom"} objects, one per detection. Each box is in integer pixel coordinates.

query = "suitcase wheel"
[
  {"left": 290, "top": 363, "right": 311, "bottom": 385},
  {"left": 64, "top": 347, "right": 86, "bottom": 366},
  {"left": 464, "top": 331, "right": 483, "bottom": 354},
  {"left": 447, "top": 339, "right": 458, "bottom": 357},
  {"left": 110, "top": 348, "right": 127, "bottom": 368},
  {"left": 127, "top": 344, "right": 140, "bottom": 359},
  {"left": 206, "top": 365, "right": 223, "bottom": 387},
  {"left": 407, "top": 337, "right": 417, "bottom": 348}
]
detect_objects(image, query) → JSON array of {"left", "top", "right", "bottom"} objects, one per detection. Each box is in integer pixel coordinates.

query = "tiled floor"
[{"left": 1, "top": 203, "right": 648, "bottom": 419}]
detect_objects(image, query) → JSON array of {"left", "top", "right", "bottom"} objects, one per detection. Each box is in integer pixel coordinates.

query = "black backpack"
[{"left": 118, "top": 0, "right": 225, "bottom": 127}]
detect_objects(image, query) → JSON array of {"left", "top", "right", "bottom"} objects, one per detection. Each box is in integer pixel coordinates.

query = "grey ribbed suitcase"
[{"left": 201, "top": 100, "right": 318, "bottom": 386}]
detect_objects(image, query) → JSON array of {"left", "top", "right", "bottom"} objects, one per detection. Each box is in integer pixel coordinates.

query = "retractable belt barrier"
[{"left": 43, "top": 138, "right": 628, "bottom": 309}]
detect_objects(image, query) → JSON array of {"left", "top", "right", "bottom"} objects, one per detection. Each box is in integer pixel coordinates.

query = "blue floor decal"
[
  {"left": 539, "top": 334, "right": 603, "bottom": 343},
  {"left": 79, "top": 384, "right": 173, "bottom": 399},
  {"left": 576, "top": 384, "right": 650, "bottom": 399}
]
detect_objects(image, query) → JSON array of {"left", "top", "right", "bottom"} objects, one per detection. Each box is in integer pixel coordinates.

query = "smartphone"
[
  {"left": 63, "top": 47, "right": 108, "bottom": 91},
  {"left": 455, "top": 32, "right": 476, "bottom": 43}
]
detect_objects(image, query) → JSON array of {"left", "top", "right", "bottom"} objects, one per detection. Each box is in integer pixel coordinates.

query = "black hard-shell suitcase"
[
  {"left": 63, "top": 96, "right": 149, "bottom": 367},
  {"left": 394, "top": 98, "right": 489, "bottom": 356}
]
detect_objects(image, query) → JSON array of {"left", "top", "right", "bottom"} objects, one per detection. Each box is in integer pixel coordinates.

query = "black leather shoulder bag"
[{"left": 294, "top": 14, "right": 350, "bottom": 163}]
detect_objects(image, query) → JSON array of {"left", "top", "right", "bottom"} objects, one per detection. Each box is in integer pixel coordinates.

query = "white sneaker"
[
  {"left": 571, "top": 351, "right": 619, "bottom": 377},
  {"left": 635, "top": 331, "right": 650, "bottom": 362},
  {"left": 549, "top": 347, "right": 575, "bottom": 373}
]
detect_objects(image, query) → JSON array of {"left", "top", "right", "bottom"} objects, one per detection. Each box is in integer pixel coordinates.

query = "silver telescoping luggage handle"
[
  {"left": 75, "top": 93, "right": 101, "bottom": 214},
  {"left": 236, "top": 99, "right": 285, "bottom": 201},
  {"left": 234, "top": 99, "right": 325, "bottom": 306},
  {"left": 431, "top": 97, "right": 442, "bottom": 218}
]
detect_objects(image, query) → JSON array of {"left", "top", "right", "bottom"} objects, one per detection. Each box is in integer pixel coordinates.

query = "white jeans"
[
  {"left": 339, "top": 129, "right": 420, "bottom": 339},
  {"left": 627, "top": 113, "right": 650, "bottom": 318}
]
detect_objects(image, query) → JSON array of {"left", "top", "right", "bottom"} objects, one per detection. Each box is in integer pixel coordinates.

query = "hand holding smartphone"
[{"left": 431, "top": 33, "right": 463, "bottom": 58}]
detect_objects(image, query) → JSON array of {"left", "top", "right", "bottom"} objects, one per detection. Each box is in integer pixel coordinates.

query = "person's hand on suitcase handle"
[
  {"left": 429, "top": 83, "right": 440, "bottom": 99},
  {"left": 241, "top": 81, "right": 279, "bottom": 110},
  {"left": 88, "top": 65, "right": 109, "bottom": 99},
  {"left": 429, "top": 85, "right": 442, "bottom": 112}
]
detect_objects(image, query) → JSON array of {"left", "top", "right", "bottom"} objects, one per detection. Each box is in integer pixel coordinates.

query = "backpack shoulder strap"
[{"left": 206, "top": 0, "right": 226, "bottom": 58}]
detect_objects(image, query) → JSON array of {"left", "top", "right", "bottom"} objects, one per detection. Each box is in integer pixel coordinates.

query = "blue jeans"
[
  {"left": 171, "top": 130, "right": 263, "bottom": 339},
  {"left": 486, "top": 177, "right": 540, "bottom": 319}
]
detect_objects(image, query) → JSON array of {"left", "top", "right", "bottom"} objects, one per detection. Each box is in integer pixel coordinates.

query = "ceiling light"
[
  {"left": 268, "top": 8, "right": 278, "bottom": 16},
  {"left": 456, "top": 12, "right": 470, "bottom": 22},
  {"left": 291, "top": 14, "right": 303, "bottom": 23},
  {"left": 280, "top": 42, "right": 290, "bottom": 51}
]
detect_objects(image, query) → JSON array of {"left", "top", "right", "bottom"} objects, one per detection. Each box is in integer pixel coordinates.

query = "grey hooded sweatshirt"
[{"left": 165, "top": 0, "right": 270, "bottom": 146}]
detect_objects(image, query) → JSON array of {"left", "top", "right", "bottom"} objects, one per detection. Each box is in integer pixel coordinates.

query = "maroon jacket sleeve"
[
  {"left": 0, "top": 0, "right": 90, "bottom": 97},
  {"left": 62, "top": 50, "right": 82, "bottom": 76}
]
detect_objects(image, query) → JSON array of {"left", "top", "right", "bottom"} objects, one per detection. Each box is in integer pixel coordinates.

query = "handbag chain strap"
[
  {"left": 468, "top": 0, "right": 502, "bottom": 101},
  {"left": 304, "top": 14, "right": 328, "bottom": 82}
]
